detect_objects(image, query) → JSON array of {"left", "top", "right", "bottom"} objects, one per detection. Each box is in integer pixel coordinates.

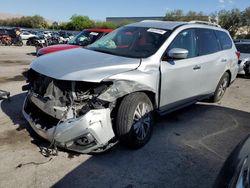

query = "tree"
[
  {"left": 164, "top": 9, "right": 208, "bottom": 21},
  {"left": 242, "top": 7, "right": 250, "bottom": 25},
  {"left": 164, "top": 10, "right": 184, "bottom": 21},
  {"left": 241, "top": 7, "right": 250, "bottom": 34},
  {"left": 94, "top": 21, "right": 117, "bottom": 29},
  {"left": 186, "top": 11, "right": 208, "bottom": 21},
  {"left": 68, "top": 15, "right": 95, "bottom": 30},
  {"left": 0, "top": 15, "right": 48, "bottom": 28},
  {"left": 218, "top": 9, "right": 241, "bottom": 37}
]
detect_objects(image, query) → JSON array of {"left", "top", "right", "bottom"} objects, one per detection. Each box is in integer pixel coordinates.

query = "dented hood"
[{"left": 31, "top": 48, "right": 140, "bottom": 82}]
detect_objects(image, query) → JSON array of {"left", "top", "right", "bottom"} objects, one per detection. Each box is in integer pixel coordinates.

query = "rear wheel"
[
  {"left": 211, "top": 72, "right": 230, "bottom": 102},
  {"left": 115, "top": 92, "right": 154, "bottom": 149}
]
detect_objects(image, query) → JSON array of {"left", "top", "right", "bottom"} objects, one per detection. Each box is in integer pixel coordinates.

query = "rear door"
[{"left": 194, "top": 28, "right": 224, "bottom": 93}]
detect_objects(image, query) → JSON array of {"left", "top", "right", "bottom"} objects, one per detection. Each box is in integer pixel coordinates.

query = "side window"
[
  {"left": 197, "top": 28, "right": 220, "bottom": 56},
  {"left": 168, "top": 29, "right": 197, "bottom": 58},
  {"left": 215, "top": 30, "right": 232, "bottom": 50}
]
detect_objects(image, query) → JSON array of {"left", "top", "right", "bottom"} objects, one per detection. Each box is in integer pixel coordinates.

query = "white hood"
[{"left": 31, "top": 48, "right": 140, "bottom": 82}]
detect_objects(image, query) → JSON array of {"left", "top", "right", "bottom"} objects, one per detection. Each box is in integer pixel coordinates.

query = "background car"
[
  {"left": 235, "top": 41, "right": 250, "bottom": 76},
  {"left": 20, "top": 31, "right": 37, "bottom": 40},
  {"left": 37, "top": 28, "right": 112, "bottom": 56}
]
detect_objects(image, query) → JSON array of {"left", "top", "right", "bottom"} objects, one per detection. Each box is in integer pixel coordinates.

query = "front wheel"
[
  {"left": 115, "top": 92, "right": 154, "bottom": 149},
  {"left": 17, "top": 41, "right": 23, "bottom": 46},
  {"left": 210, "top": 72, "right": 230, "bottom": 102},
  {"left": 26, "top": 40, "right": 31, "bottom": 46}
]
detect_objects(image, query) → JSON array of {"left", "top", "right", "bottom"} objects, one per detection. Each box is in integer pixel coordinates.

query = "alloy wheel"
[{"left": 133, "top": 102, "right": 152, "bottom": 141}]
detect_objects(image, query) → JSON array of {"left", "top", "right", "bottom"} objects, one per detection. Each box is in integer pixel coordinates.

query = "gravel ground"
[{"left": 0, "top": 46, "right": 250, "bottom": 188}]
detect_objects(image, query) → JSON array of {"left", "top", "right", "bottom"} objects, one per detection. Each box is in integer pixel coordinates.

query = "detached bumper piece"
[{"left": 23, "top": 95, "right": 116, "bottom": 153}]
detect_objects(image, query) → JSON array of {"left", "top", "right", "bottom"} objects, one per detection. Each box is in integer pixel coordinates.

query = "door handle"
[
  {"left": 221, "top": 59, "right": 227, "bottom": 62},
  {"left": 193, "top": 65, "right": 201, "bottom": 70}
]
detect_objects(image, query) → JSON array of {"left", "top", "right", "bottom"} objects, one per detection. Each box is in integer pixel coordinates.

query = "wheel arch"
[
  {"left": 110, "top": 90, "right": 156, "bottom": 116},
  {"left": 110, "top": 90, "right": 156, "bottom": 133}
]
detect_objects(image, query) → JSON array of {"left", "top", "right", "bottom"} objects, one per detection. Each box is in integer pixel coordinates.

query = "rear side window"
[
  {"left": 197, "top": 28, "right": 220, "bottom": 56},
  {"left": 215, "top": 30, "right": 232, "bottom": 50}
]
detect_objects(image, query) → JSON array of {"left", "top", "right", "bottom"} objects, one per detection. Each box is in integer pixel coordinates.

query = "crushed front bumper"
[{"left": 22, "top": 95, "right": 115, "bottom": 153}]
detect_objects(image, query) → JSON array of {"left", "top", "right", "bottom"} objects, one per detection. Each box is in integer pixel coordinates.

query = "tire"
[
  {"left": 26, "top": 40, "right": 31, "bottom": 46},
  {"left": 210, "top": 72, "right": 230, "bottom": 102},
  {"left": 115, "top": 92, "right": 154, "bottom": 149},
  {"left": 17, "top": 41, "right": 23, "bottom": 46}
]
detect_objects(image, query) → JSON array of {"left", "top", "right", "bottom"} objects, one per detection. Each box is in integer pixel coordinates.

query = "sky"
[{"left": 0, "top": 0, "right": 249, "bottom": 22}]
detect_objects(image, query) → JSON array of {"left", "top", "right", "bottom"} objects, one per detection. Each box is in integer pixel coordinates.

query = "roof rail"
[
  {"left": 140, "top": 20, "right": 164, "bottom": 23},
  {"left": 189, "top": 20, "right": 221, "bottom": 28}
]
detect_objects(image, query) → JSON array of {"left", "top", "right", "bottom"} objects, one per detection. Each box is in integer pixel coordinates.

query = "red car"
[{"left": 37, "top": 28, "right": 113, "bottom": 56}]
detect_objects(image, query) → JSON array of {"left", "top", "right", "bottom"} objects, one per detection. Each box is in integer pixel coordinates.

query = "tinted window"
[
  {"left": 168, "top": 29, "right": 197, "bottom": 58},
  {"left": 235, "top": 43, "right": 250, "bottom": 54},
  {"left": 197, "top": 29, "right": 220, "bottom": 56},
  {"left": 215, "top": 30, "right": 232, "bottom": 50}
]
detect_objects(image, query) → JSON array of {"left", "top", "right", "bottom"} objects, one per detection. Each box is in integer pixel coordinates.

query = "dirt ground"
[{"left": 0, "top": 46, "right": 250, "bottom": 188}]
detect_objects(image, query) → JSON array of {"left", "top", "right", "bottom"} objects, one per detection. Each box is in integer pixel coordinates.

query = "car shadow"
[
  {"left": 0, "top": 93, "right": 50, "bottom": 148},
  {"left": 237, "top": 74, "right": 250, "bottom": 79},
  {"left": 26, "top": 52, "right": 37, "bottom": 56},
  {"left": 1, "top": 93, "right": 250, "bottom": 188},
  {"left": 51, "top": 105, "right": 250, "bottom": 188}
]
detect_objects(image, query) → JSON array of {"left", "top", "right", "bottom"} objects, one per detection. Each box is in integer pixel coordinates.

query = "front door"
[{"left": 159, "top": 28, "right": 203, "bottom": 111}]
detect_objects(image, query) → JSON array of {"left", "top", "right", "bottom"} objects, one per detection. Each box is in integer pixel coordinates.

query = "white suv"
[{"left": 22, "top": 21, "right": 239, "bottom": 153}]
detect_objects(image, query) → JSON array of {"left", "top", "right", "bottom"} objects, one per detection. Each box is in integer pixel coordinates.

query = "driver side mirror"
[{"left": 166, "top": 48, "right": 189, "bottom": 60}]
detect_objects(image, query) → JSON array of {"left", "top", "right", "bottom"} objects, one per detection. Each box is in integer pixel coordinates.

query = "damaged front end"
[{"left": 22, "top": 69, "right": 116, "bottom": 153}]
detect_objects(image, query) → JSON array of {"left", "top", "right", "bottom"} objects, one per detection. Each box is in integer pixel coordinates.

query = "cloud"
[
  {"left": 218, "top": 0, "right": 225, "bottom": 8},
  {"left": 218, "top": 0, "right": 234, "bottom": 8}
]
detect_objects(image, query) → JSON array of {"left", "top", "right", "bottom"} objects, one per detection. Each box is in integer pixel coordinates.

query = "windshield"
[
  {"left": 235, "top": 43, "right": 250, "bottom": 54},
  {"left": 68, "top": 30, "right": 102, "bottom": 46},
  {"left": 87, "top": 26, "right": 171, "bottom": 58}
]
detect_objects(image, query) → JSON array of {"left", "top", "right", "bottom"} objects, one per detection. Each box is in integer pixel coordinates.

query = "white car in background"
[
  {"left": 43, "top": 31, "right": 52, "bottom": 38},
  {"left": 20, "top": 31, "right": 37, "bottom": 40},
  {"left": 235, "top": 42, "right": 250, "bottom": 76}
]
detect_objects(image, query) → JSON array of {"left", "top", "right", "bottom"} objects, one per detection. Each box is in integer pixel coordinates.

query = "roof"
[
  {"left": 128, "top": 20, "right": 186, "bottom": 30},
  {"left": 127, "top": 20, "right": 225, "bottom": 31},
  {"left": 85, "top": 28, "right": 113, "bottom": 33}
]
